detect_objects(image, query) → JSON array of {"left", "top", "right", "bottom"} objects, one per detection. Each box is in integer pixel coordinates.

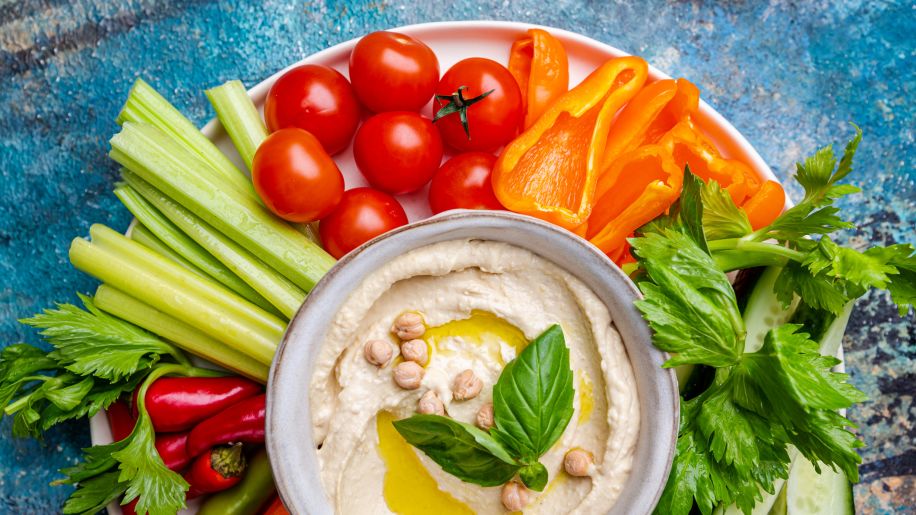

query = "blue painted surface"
[{"left": 0, "top": 1, "right": 913, "bottom": 513}]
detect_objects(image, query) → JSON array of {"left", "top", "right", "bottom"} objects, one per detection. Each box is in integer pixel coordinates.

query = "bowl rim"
[{"left": 267, "top": 209, "right": 679, "bottom": 515}]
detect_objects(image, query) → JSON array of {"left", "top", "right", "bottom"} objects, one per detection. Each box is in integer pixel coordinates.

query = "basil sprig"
[{"left": 393, "top": 325, "right": 574, "bottom": 491}]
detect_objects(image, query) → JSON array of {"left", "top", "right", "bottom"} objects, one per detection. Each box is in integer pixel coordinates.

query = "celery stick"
[
  {"left": 70, "top": 226, "right": 283, "bottom": 365},
  {"left": 116, "top": 78, "right": 255, "bottom": 197},
  {"left": 115, "top": 184, "right": 280, "bottom": 315},
  {"left": 123, "top": 172, "right": 307, "bottom": 318},
  {"left": 205, "top": 80, "right": 268, "bottom": 171},
  {"left": 110, "top": 122, "right": 335, "bottom": 291},
  {"left": 94, "top": 284, "right": 269, "bottom": 382},
  {"left": 130, "top": 223, "right": 201, "bottom": 273}
]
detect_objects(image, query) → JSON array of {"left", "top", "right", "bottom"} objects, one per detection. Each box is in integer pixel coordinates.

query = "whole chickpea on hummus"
[{"left": 309, "top": 239, "right": 640, "bottom": 514}]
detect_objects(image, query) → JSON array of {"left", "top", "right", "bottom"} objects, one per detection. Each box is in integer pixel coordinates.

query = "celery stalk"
[
  {"left": 115, "top": 184, "right": 279, "bottom": 315},
  {"left": 110, "top": 122, "right": 335, "bottom": 291},
  {"left": 123, "top": 172, "right": 307, "bottom": 319},
  {"left": 130, "top": 223, "right": 202, "bottom": 273},
  {"left": 94, "top": 284, "right": 269, "bottom": 382},
  {"left": 70, "top": 225, "right": 283, "bottom": 365},
  {"left": 205, "top": 80, "right": 268, "bottom": 171},
  {"left": 116, "top": 78, "right": 255, "bottom": 197}
]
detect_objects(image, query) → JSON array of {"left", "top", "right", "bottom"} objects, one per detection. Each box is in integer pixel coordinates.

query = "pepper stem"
[
  {"left": 433, "top": 85, "right": 495, "bottom": 139},
  {"left": 210, "top": 443, "right": 247, "bottom": 478}
]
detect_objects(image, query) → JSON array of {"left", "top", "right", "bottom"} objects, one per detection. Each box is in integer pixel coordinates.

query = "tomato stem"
[{"left": 433, "top": 85, "right": 495, "bottom": 139}]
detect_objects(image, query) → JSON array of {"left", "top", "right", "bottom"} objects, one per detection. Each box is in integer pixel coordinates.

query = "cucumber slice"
[
  {"left": 769, "top": 481, "right": 787, "bottom": 515},
  {"left": 786, "top": 456, "right": 854, "bottom": 514},
  {"left": 742, "top": 266, "right": 799, "bottom": 352},
  {"left": 714, "top": 475, "right": 789, "bottom": 515}
]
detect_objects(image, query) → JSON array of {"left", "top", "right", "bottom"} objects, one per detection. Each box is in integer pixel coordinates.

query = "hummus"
[{"left": 310, "top": 239, "right": 640, "bottom": 514}]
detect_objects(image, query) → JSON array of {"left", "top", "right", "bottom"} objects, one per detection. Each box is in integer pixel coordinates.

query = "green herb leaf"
[
  {"left": 700, "top": 180, "right": 752, "bottom": 241},
  {"left": 61, "top": 470, "right": 127, "bottom": 515},
  {"left": 519, "top": 461, "right": 548, "bottom": 491},
  {"left": 393, "top": 415, "right": 520, "bottom": 487},
  {"left": 491, "top": 325, "right": 574, "bottom": 460}
]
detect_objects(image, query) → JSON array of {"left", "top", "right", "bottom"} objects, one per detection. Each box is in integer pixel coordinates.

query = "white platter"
[{"left": 91, "top": 19, "right": 785, "bottom": 515}]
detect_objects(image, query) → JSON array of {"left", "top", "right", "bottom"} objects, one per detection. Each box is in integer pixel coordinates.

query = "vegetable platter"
[{"left": 1, "top": 19, "right": 911, "bottom": 515}]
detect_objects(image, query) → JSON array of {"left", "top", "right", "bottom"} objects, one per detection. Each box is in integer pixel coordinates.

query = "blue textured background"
[{"left": 1, "top": 1, "right": 913, "bottom": 513}]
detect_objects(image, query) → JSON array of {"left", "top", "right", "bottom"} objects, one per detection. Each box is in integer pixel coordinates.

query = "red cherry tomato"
[
  {"left": 432, "top": 58, "right": 523, "bottom": 152},
  {"left": 349, "top": 31, "right": 439, "bottom": 113},
  {"left": 319, "top": 188, "right": 408, "bottom": 258},
  {"left": 264, "top": 64, "right": 360, "bottom": 155},
  {"left": 252, "top": 128, "right": 344, "bottom": 222},
  {"left": 429, "top": 152, "right": 504, "bottom": 214},
  {"left": 353, "top": 112, "right": 444, "bottom": 195}
]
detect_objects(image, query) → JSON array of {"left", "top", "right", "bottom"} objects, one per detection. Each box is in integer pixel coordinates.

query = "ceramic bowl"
[{"left": 266, "top": 210, "right": 679, "bottom": 515}]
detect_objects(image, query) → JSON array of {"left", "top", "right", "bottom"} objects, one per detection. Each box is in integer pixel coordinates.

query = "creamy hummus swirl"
[{"left": 310, "top": 239, "right": 639, "bottom": 514}]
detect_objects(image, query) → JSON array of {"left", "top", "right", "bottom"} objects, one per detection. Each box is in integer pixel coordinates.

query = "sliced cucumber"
[
  {"left": 812, "top": 301, "right": 854, "bottom": 359},
  {"left": 769, "top": 481, "right": 787, "bottom": 515},
  {"left": 786, "top": 456, "right": 854, "bottom": 514},
  {"left": 742, "top": 266, "right": 799, "bottom": 352}
]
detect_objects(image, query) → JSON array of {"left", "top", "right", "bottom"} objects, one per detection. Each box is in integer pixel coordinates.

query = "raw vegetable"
[
  {"left": 261, "top": 496, "right": 289, "bottom": 515},
  {"left": 93, "top": 285, "right": 270, "bottom": 382},
  {"left": 252, "top": 128, "right": 344, "bottom": 222},
  {"left": 206, "top": 80, "right": 269, "bottom": 171},
  {"left": 198, "top": 450, "right": 275, "bottom": 515},
  {"left": 185, "top": 444, "right": 247, "bottom": 498},
  {"left": 353, "top": 111, "right": 444, "bottom": 194},
  {"left": 130, "top": 224, "right": 201, "bottom": 274},
  {"left": 186, "top": 394, "right": 266, "bottom": 457},
  {"left": 492, "top": 56, "right": 648, "bottom": 229},
  {"left": 785, "top": 455, "right": 854, "bottom": 515},
  {"left": 263, "top": 64, "right": 360, "bottom": 155},
  {"left": 318, "top": 187, "right": 408, "bottom": 259},
  {"left": 433, "top": 57, "right": 523, "bottom": 152},
  {"left": 69, "top": 225, "right": 285, "bottom": 366},
  {"left": 109, "top": 121, "right": 336, "bottom": 292},
  {"left": 138, "top": 376, "right": 261, "bottom": 432},
  {"left": 740, "top": 180, "right": 786, "bottom": 230},
  {"left": 106, "top": 399, "right": 136, "bottom": 442},
  {"left": 349, "top": 31, "right": 439, "bottom": 113},
  {"left": 508, "top": 28, "right": 569, "bottom": 129},
  {"left": 394, "top": 325, "right": 573, "bottom": 491},
  {"left": 155, "top": 432, "right": 191, "bottom": 472},
  {"left": 121, "top": 172, "right": 307, "bottom": 320},
  {"left": 428, "top": 152, "right": 503, "bottom": 213}
]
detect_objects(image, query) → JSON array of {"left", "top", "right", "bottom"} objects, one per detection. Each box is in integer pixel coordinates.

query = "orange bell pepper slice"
[
  {"left": 587, "top": 145, "right": 684, "bottom": 256},
  {"left": 658, "top": 117, "right": 757, "bottom": 205},
  {"left": 741, "top": 180, "right": 786, "bottom": 230},
  {"left": 596, "top": 78, "right": 699, "bottom": 200},
  {"left": 492, "top": 56, "right": 648, "bottom": 229},
  {"left": 508, "top": 29, "right": 569, "bottom": 129}
]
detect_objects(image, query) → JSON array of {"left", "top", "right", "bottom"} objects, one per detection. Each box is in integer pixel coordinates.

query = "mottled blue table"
[{"left": 1, "top": 1, "right": 913, "bottom": 513}]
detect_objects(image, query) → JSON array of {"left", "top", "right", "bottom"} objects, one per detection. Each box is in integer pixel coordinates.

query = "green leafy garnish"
[{"left": 393, "top": 324, "right": 574, "bottom": 491}]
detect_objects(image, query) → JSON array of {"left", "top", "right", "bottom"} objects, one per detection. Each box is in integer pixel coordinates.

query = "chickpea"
[
  {"left": 501, "top": 481, "right": 529, "bottom": 511},
  {"left": 393, "top": 361, "right": 424, "bottom": 390},
  {"left": 400, "top": 339, "right": 428, "bottom": 365},
  {"left": 452, "top": 369, "right": 483, "bottom": 400},
  {"left": 392, "top": 312, "right": 425, "bottom": 340},
  {"left": 476, "top": 402, "right": 494, "bottom": 431},
  {"left": 563, "top": 448, "right": 595, "bottom": 477},
  {"left": 417, "top": 390, "right": 445, "bottom": 416},
  {"left": 363, "top": 339, "right": 393, "bottom": 367}
]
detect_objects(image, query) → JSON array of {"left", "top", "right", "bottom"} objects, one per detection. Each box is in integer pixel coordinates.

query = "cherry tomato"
[
  {"left": 319, "top": 188, "right": 408, "bottom": 258},
  {"left": 264, "top": 64, "right": 360, "bottom": 155},
  {"left": 432, "top": 58, "right": 523, "bottom": 152},
  {"left": 349, "top": 31, "right": 439, "bottom": 113},
  {"left": 252, "top": 128, "right": 344, "bottom": 223},
  {"left": 353, "top": 111, "right": 444, "bottom": 195},
  {"left": 429, "top": 152, "right": 504, "bottom": 214}
]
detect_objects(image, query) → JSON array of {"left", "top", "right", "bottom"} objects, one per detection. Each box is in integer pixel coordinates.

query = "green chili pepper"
[{"left": 198, "top": 449, "right": 275, "bottom": 515}]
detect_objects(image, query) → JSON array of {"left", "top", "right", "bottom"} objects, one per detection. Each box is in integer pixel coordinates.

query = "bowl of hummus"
[{"left": 267, "top": 210, "right": 679, "bottom": 514}]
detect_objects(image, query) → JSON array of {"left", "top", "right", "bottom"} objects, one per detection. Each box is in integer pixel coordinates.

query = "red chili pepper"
[
  {"left": 186, "top": 394, "right": 266, "bottom": 458},
  {"left": 260, "top": 495, "right": 289, "bottom": 515},
  {"left": 155, "top": 432, "right": 191, "bottom": 472},
  {"left": 184, "top": 443, "right": 247, "bottom": 499},
  {"left": 105, "top": 399, "right": 136, "bottom": 442},
  {"left": 121, "top": 498, "right": 138, "bottom": 515},
  {"left": 134, "top": 376, "right": 262, "bottom": 432}
]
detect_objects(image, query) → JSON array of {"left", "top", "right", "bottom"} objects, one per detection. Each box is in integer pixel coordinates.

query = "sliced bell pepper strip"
[
  {"left": 508, "top": 28, "right": 569, "bottom": 129},
  {"left": 741, "top": 179, "right": 786, "bottom": 230},
  {"left": 642, "top": 78, "right": 700, "bottom": 145},
  {"left": 588, "top": 145, "right": 684, "bottom": 258},
  {"left": 492, "top": 56, "right": 648, "bottom": 229}
]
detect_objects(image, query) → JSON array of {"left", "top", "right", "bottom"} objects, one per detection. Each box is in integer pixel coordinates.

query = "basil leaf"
[
  {"left": 519, "top": 461, "right": 548, "bottom": 491},
  {"left": 393, "top": 414, "right": 520, "bottom": 487},
  {"left": 491, "top": 325, "right": 574, "bottom": 460}
]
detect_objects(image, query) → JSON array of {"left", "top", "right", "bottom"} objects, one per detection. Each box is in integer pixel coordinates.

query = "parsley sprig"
[
  {"left": 632, "top": 127, "right": 912, "bottom": 515},
  {"left": 2, "top": 295, "right": 223, "bottom": 515},
  {"left": 393, "top": 325, "right": 574, "bottom": 491}
]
